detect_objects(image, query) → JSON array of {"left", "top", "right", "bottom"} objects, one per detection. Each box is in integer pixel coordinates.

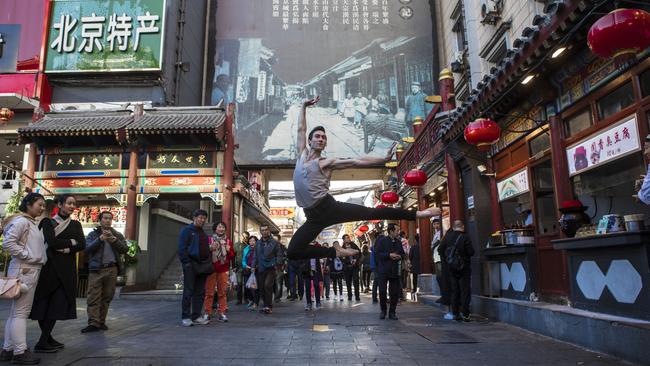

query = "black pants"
[
  {"left": 181, "top": 264, "right": 207, "bottom": 320},
  {"left": 287, "top": 195, "right": 417, "bottom": 260},
  {"left": 436, "top": 262, "right": 451, "bottom": 306},
  {"left": 243, "top": 271, "right": 259, "bottom": 304},
  {"left": 304, "top": 272, "right": 321, "bottom": 305},
  {"left": 372, "top": 271, "right": 379, "bottom": 301},
  {"left": 450, "top": 269, "right": 471, "bottom": 316},
  {"left": 323, "top": 273, "right": 331, "bottom": 299},
  {"left": 412, "top": 273, "right": 419, "bottom": 293},
  {"left": 236, "top": 270, "right": 244, "bottom": 303},
  {"left": 344, "top": 268, "right": 360, "bottom": 300},
  {"left": 378, "top": 275, "right": 400, "bottom": 314},
  {"left": 362, "top": 269, "right": 372, "bottom": 291},
  {"left": 257, "top": 269, "right": 276, "bottom": 308},
  {"left": 288, "top": 261, "right": 304, "bottom": 298},
  {"left": 331, "top": 274, "right": 343, "bottom": 295}
]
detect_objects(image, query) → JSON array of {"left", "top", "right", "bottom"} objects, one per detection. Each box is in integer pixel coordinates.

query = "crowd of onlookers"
[{"left": 179, "top": 210, "right": 475, "bottom": 326}]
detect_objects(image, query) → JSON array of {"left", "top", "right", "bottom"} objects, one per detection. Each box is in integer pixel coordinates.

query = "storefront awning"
[
  {"left": 243, "top": 199, "right": 281, "bottom": 234},
  {"left": 17, "top": 110, "right": 132, "bottom": 146},
  {"left": 126, "top": 107, "right": 226, "bottom": 145}
]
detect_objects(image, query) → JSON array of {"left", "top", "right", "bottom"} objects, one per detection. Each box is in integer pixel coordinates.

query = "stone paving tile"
[{"left": 0, "top": 292, "right": 638, "bottom": 366}]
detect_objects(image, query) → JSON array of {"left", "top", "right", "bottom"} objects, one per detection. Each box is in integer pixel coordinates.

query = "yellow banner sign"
[{"left": 270, "top": 207, "right": 295, "bottom": 218}]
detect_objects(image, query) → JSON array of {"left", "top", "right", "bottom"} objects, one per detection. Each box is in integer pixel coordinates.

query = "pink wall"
[{"left": 1, "top": 0, "right": 46, "bottom": 63}]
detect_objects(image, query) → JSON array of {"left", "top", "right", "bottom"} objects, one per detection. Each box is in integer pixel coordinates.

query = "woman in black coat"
[{"left": 30, "top": 194, "right": 86, "bottom": 353}]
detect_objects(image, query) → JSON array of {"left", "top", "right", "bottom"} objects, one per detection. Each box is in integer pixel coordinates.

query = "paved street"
[{"left": 0, "top": 292, "right": 634, "bottom": 366}]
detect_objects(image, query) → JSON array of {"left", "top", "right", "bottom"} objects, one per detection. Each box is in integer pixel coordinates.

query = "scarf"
[
  {"left": 211, "top": 234, "right": 229, "bottom": 264},
  {"left": 53, "top": 214, "right": 72, "bottom": 237}
]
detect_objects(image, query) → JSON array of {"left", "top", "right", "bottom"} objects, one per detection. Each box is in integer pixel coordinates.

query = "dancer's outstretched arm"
[
  {"left": 296, "top": 96, "right": 320, "bottom": 156},
  {"left": 322, "top": 142, "right": 397, "bottom": 171}
]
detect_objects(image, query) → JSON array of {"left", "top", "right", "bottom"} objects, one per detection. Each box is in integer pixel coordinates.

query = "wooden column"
[
  {"left": 440, "top": 68, "right": 464, "bottom": 223},
  {"left": 124, "top": 146, "right": 139, "bottom": 241},
  {"left": 549, "top": 115, "right": 573, "bottom": 216},
  {"left": 417, "top": 187, "right": 432, "bottom": 274},
  {"left": 221, "top": 103, "right": 236, "bottom": 238}
]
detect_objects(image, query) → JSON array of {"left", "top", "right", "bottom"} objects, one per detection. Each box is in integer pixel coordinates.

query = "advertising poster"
[{"left": 212, "top": 0, "right": 436, "bottom": 165}]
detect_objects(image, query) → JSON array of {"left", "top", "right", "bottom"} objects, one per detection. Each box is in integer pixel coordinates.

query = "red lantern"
[
  {"left": 359, "top": 225, "right": 369, "bottom": 233},
  {"left": 0, "top": 108, "right": 14, "bottom": 123},
  {"left": 403, "top": 169, "right": 427, "bottom": 187},
  {"left": 380, "top": 191, "right": 399, "bottom": 204},
  {"left": 588, "top": 9, "right": 650, "bottom": 63},
  {"left": 464, "top": 118, "right": 500, "bottom": 151}
]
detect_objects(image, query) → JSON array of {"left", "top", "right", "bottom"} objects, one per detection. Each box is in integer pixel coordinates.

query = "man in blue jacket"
[
  {"left": 375, "top": 223, "right": 405, "bottom": 320},
  {"left": 177, "top": 209, "right": 211, "bottom": 327},
  {"left": 252, "top": 224, "right": 279, "bottom": 314}
]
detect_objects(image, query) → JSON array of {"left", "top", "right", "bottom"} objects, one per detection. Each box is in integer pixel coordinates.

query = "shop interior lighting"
[
  {"left": 521, "top": 74, "right": 535, "bottom": 85},
  {"left": 429, "top": 192, "right": 436, "bottom": 197},
  {"left": 551, "top": 47, "right": 567, "bottom": 58},
  {"left": 437, "top": 186, "right": 444, "bottom": 191}
]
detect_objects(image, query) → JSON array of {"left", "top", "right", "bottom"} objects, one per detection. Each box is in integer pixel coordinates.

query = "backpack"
[
  {"left": 333, "top": 257, "right": 344, "bottom": 272},
  {"left": 445, "top": 234, "right": 465, "bottom": 273}
]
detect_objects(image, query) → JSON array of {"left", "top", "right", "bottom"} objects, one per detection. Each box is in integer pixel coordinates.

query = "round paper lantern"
[
  {"left": 464, "top": 118, "right": 500, "bottom": 151},
  {"left": 380, "top": 191, "right": 399, "bottom": 204},
  {"left": 0, "top": 108, "right": 14, "bottom": 123},
  {"left": 403, "top": 169, "right": 427, "bottom": 187},
  {"left": 588, "top": 9, "right": 650, "bottom": 62},
  {"left": 359, "top": 225, "right": 369, "bottom": 233}
]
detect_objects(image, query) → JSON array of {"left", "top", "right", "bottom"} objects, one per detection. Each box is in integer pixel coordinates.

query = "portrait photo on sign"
[{"left": 209, "top": 0, "right": 437, "bottom": 165}]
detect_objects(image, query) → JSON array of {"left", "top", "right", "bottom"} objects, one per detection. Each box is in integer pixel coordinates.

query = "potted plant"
[{"left": 117, "top": 239, "right": 141, "bottom": 286}]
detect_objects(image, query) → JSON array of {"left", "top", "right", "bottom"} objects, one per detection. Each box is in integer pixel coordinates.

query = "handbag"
[
  {"left": 190, "top": 258, "right": 215, "bottom": 275},
  {"left": 0, "top": 278, "right": 21, "bottom": 300}
]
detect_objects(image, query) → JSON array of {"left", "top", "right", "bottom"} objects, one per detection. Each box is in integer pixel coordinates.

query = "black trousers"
[
  {"left": 181, "top": 264, "right": 207, "bottom": 320},
  {"left": 344, "top": 268, "right": 360, "bottom": 300},
  {"left": 436, "top": 262, "right": 451, "bottom": 306},
  {"left": 331, "top": 273, "right": 343, "bottom": 295},
  {"left": 378, "top": 275, "right": 400, "bottom": 314},
  {"left": 287, "top": 195, "right": 417, "bottom": 260},
  {"left": 257, "top": 269, "right": 276, "bottom": 308},
  {"left": 243, "top": 271, "right": 259, "bottom": 304},
  {"left": 372, "top": 271, "right": 379, "bottom": 301},
  {"left": 412, "top": 273, "right": 419, "bottom": 293},
  {"left": 362, "top": 269, "right": 372, "bottom": 290},
  {"left": 450, "top": 269, "right": 471, "bottom": 316}
]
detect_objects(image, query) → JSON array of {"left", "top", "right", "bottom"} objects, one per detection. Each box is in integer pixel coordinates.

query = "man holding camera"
[{"left": 82, "top": 211, "right": 128, "bottom": 333}]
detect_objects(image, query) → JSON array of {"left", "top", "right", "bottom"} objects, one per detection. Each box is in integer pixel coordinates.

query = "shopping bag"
[
  {"left": 229, "top": 271, "right": 238, "bottom": 286},
  {"left": 245, "top": 273, "right": 257, "bottom": 289}
]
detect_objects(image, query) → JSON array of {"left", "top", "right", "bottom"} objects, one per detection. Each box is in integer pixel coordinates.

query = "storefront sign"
[
  {"left": 73, "top": 205, "right": 127, "bottom": 234},
  {"left": 45, "top": 0, "right": 166, "bottom": 72},
  {"left": 497, "top": 169, "right": 529, "bottom": 202},
  {"left": 148, "top": 152, "right": 213, "bottom": 169},
  {"left": 566, "top": 116, "right": 640, "bottom": 176},
  {"left": 46, "top": 154, "right": 120, "bottom": 171},
  {"left": 270, "top": 207, "right": 295, "bottom": 218}
]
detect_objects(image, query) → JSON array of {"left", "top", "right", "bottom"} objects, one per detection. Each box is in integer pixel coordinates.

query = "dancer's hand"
[{"left": 303, "top": 96, "right": 320, "bottom": 107}]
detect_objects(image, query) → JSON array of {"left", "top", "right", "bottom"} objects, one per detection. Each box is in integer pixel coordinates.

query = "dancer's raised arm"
[{"left": 297, "top": 96, "right": 320, "bottom": 156}]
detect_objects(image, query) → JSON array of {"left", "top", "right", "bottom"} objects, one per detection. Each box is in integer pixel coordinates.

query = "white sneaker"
[
  {"left": 443, "top": 312, "right": 454, "bottom": 320},
  {"left": 201, "top": 314, "right": 210, "bottom": 322},
  {"left": 181, "top": 318, "right": 193, "bottom": 327},
  {"left": 305, "top": 303, "right": 312, "bottom": 311},
  {"left": 218, "top": 313, "right": 228, "bottom": 322},
  {"left": 192, "top": 317, "right": 209, "bottom": 325}
]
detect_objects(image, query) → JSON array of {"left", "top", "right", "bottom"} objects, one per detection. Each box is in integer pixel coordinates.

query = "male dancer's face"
[{"left": 309, "top": 130, "right": 328, "bottom": 152}]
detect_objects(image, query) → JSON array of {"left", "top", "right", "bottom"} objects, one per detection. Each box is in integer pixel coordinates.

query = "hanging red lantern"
[
  {"left": 464, "top": 118, "right": 501, "bottom": 151},
  {"left": 403, "top": 168, "right": 427, "bottom": 186},
  {"left": 359, "top": 225, "right": 369, "bottom": 233},
  {"left": 380, "top": 191, "right": 399, "bottom": 204},
  {"left": 588, "top": 8, "right": 650, "bottom": 63},
  {"left": 0, "top": 108, "right": 15, "bottom": 123}
]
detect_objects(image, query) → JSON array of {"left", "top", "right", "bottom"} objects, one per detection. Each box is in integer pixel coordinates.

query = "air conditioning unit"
[
  {"left": 450, "top": 50, "right": 465, "bottom": 73},
  {"left": 480, "top": 0, "right": 502, "bottom": 25}
]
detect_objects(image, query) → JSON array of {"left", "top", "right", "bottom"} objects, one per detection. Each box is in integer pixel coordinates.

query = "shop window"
[
  {"left": 565, "top": 109, "right": 593, "bottom": 137},
  {"left": 641, "top": 69, "right": 650, "bottom": 97},
  {"left": 529, "top": 131, "right": 550, "bottom": 157},
  {"left": 501, "top": 194, "right": 532, "bottom": 229},
  {"left": 532, "top": 160, "right": 557, "bottom": 234},
  {"left": 571, "top": 153, "right": 650, "bottom": 224},
  {"left": 597, "top": 82, "right": 635, "bottom": 120}
]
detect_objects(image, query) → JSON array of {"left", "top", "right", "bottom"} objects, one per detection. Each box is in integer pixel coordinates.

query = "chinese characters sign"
[
  {"left": 148, "top": 152, "right": 214, "bottom": 169},
  {"left": 46, "top": 154, "right": 120, "bottom": 171},
  {"left": 45, "top": 0, "right": 165, "bottom": 72},
  {"left": 566, "top": 116, "right": 640, "bottom": 176},
  {"left": 497, "top": 169, "right": 530, "bottom": 202},
  {"left": 270, "top": 207, "right": 295, "bottom": 218}
]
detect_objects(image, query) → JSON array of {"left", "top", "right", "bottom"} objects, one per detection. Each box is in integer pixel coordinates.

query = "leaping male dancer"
[{"left": 287, "top": 96, "right": 440, "bottom": 260}]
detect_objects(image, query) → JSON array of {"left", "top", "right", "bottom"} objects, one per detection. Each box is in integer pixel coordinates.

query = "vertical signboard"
[
  {"left": 213, "top": 0, "right": 436, "bottom": 165},
  {"left": 45, "top": 0, "right": 166, "bottom": 72}
]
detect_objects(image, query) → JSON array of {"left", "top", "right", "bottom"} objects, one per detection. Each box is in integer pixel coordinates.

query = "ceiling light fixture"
[
  {"left": 551, "top": 47, "right": 567, "bottom": 58},
  {"left": 521, "top": 74, "right": 535, "bottom": 85}
]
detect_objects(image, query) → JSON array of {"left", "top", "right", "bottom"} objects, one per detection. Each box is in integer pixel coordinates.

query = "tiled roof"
[
  {"left": 127, "top": 108, "right": 225, "bottom": 134},
  {"left": 18, "top": 111, "right": 132, "bottom": 137}
]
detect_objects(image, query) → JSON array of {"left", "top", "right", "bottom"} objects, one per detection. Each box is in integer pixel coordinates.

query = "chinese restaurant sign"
[
  {"left": 148, "top": 152, "right": 214, "bottom": 169},
  {"left": 214, "top": 0, "right": 435, "bottom": 165},
  {"left": 45, "top": 0, "right": 166, "bottom": 72},
  {"left": 269, "top": 207, "right": 295, "bottom": 218},
  {"left": 497, "top": 169, "right": 530, "bottom": 202},
  {"left": 46, "top": 154, "right": 120, "bottom": 171},
  {"left": 566, "top": 116, "right": 639, "bottom": 177}
]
